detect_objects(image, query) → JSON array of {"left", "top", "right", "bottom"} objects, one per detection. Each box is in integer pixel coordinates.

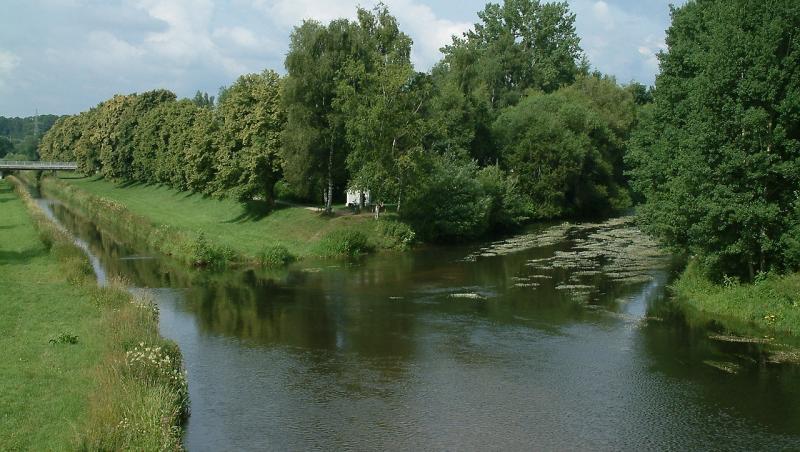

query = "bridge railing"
[{"left": 0, "top": 160, "right": 78, "bottom": 169}]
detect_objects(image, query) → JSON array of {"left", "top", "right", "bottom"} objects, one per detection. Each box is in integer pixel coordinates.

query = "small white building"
[{"left": 346, "top": 189, "right": 371, "bottom": 206}]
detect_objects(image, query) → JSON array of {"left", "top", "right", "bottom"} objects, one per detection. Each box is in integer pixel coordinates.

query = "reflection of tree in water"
[
  {"left": 639, "top": 283, "right": 800, "bottom": 436},
  {"left": 183, "top": 266, "right": 422, "bottom": 397},
  {"left": 50, "top": 202, "right": 197, "bottom": 288},
  {"left": 186, "top": 267, "right": 418, "bottom": 359}
]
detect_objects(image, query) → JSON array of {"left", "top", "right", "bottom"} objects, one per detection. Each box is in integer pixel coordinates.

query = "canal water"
[{"left": 38, "top": 197, "right": 800, "bottom": 450}]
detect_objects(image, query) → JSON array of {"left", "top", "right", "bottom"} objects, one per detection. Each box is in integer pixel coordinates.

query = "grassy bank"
[
  {"left": 673, "top": 260, "right": 800, "bottom": 336},
  {"left": 0, "top": 177, "right": 187, "bottom": 449},
  {"left": 42, "top": 174, "right": 414, "bottom": 268}
]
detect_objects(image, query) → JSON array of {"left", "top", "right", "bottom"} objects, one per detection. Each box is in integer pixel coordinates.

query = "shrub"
[
  {"left": 259, "top": 244, "right": 294, "bottom": 267},
  {"left": 375, "top": 220, "right": 416, "bottom": 250},
  {"left": 477, "top": 165, "right": 533, "bottom": 232},
  {"left": 402, "top": 153, "right": 491, "bottom": 242},
  {"left": 49, "top": 332, "right": 79, "bottom": 344},
  {"left": 186, "top": 231, "right": 233, "bottom": 269},
  {"left": 316, "top": 230, "right": 371, "bottom": 257}
]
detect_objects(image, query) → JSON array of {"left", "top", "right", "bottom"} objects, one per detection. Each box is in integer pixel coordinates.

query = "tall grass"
[
  {"left": 314, "top": 229, "right": 372, "bottom": 257},
  {"left": 8, "top": 176, "right": 188, "bottom": 450}
]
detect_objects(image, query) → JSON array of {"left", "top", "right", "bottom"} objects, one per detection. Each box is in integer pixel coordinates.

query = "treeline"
[
  {"left": 41, "top": 0, "right": 644, "bottom": 241},
  {"left": 0, "top": 115, "right": 60, "bottom": 160},
  {"left": 627, "top": 0, "right": 800, "bottom": 281}
]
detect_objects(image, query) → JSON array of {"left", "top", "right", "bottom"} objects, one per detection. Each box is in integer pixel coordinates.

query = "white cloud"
[
  {"left": 592, "top": 0, "right": 611, "bottom": 27},
  {"left": 213, "top": 26, "right": 260, "bottom": 48},
  {"left": 636, "top": 35, "right": 667, "bottom": 74},
  {"left": 0, "top": 50, "right": 21, "bottom": 89},
  {"left": 133, "top": 0, "right": 215, "bottom": 61},
  {"left": 390, "top": 0, "right": 471, "bottom": 69},
  {"left": 252, "top": 0, "right": 357, "bottom": 27},
  {"left": 85, "top": 31, "right": 145, "bottom": 69},
  {"left": 569, "top": 0, "right": 670, "bottom": 84}
]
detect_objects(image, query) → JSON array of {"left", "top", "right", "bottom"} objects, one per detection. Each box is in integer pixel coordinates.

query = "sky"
[{"left": 0, "top": 0, "right": 683, "bottom": 117}]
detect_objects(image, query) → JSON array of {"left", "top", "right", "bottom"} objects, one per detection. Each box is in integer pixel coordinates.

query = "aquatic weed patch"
[{"left": 468, "top": 216, "right": 671, "bottom": 303}]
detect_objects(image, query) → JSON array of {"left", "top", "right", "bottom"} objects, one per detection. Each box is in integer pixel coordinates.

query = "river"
[{"left": 38, "top": 195, "right": 800, "bottom": 451}]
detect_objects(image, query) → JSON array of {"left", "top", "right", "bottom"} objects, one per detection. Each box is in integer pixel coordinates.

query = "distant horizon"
[{"left": 0, "top": 0, "right": 683, "bottom": 117}]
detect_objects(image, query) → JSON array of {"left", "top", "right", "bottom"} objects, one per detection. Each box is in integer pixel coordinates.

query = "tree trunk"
[
  {"left": 264, "top": 186, "right": 274, "bottom": 207},
  {"left": 326, "top": 146, "right": 333, "bottom": 214}
]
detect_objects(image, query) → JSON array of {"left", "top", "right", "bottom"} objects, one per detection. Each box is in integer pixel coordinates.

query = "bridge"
[{"left": 0, "top": 160, "right": 78, "bottom": 171}]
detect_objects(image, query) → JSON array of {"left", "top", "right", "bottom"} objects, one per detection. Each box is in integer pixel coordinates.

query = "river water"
[{"left": 39, "top": 196, "right": 800, "bottom": 451}]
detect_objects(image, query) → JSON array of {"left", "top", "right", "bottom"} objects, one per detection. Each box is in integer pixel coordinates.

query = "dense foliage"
[
  {"left": 41, "top": 0, "right": 640, "bottom": 242},
  {"left": 494, "top": 76, "right": 633, "bottom": 219},
  {"left": 0, "top": 115, "right": 60, "bottom": 160},
  {"left": 626, "top": 0, "right": 800, "bottom": 280}
]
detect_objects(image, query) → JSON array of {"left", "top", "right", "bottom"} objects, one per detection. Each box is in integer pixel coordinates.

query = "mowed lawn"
[
  {"left": 0, "top": 180, "right": 105, "bottom": 449},
  {"left": 59, "top": 174, "right": 378, "bottom": 258}
]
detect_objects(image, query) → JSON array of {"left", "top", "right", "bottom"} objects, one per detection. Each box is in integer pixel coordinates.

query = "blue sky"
[{"left": 0, "top": 0, "right": 683, "bottom": 117}]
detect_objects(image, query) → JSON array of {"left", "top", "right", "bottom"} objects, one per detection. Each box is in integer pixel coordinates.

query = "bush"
[
  {"left": 258, "top": 244, "right": 294, "bottom": 267},
  {"left": 477, "top": 165, "right": 532, "bottom": 232},
  {"left": 186, "top": 231, "right": 233, "bottom": 269},
  {"left": 375, "top": 220, "right": 416, "bottom": 250},
  {"left": 315, "top": 229, "right": 371, "bottom": 257},
  {"left": 402, "top": 153, "right": 491, "bottom": 242}
]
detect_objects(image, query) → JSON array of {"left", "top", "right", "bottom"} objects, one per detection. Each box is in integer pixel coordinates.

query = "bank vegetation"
[{"left": 1, "top": 176, "right": 187, "bottom": 449}]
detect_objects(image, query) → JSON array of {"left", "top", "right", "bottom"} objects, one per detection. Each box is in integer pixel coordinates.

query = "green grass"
[
  {"left": 673, "top": 260, "right": 800, "bottom": 336},
  {"left": 0, "top": 177, "right": 186, "bottom": 449},
  {"left": 0, "top": 179, "right": 107, "bottom": 449},
  {"left": 45, "top": 174, "right": 413, "bottom": 266}
]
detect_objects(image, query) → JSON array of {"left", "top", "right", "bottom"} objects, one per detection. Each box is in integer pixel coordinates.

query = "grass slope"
[
  {"left": 52, "top": 174, "right": 412, "bottom": 264},
  {"left": 674, "top": 260, "right": 800, "bottom": 336},
  {"left": 0, "top": 180, "right": 105, "bottom": 449},
  {"left": 0, "top": 178, "right": 187, "bottom": 449}
]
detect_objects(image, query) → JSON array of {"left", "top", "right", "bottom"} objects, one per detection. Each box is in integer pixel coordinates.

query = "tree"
[
  {"left": 133, "top": 99, "right": 201, "bottom": 189},
  {"left": 0, "top": 136, "right": 14, "bottom": 158},
  {"left": 493, "top": 77, "right": 633, "bottom": 219},
  {"left": 626, "top": 0, "right": 800, "bottom": 280},
  {"left": 477, "top": 164, "right": 532, "bottom": 231},
  {"left": 38, "top": 115, "right": 83, "bottom": 161},
  {"left": 214, "top": 70, "right": 284, "bottom": 204},
  {"left": 336, "top": 5, "right": 426, "bottom": 211},
  {"left": 96, "top": 94, "right": 137, "bottom": 179},
  {"left": 625, "top": 81, "right": 653, "bottom": 106},
  {"left": 185, "top": 107, "right": 219, "bottom": 193},
  {"left": 434, "top": 0, "right": 585, "bottom": 163},
  {"left": 96, "top": 90, "right": 176, "bottom": 180},
  {"left": 282, "top": 19, "right": 358, "bottom": 212},
  {"left": 73, "top": 110, "right": 102, "bottom": 174},
  {"left": 192, "top": 91, "right": 215, "bottom": 109}
]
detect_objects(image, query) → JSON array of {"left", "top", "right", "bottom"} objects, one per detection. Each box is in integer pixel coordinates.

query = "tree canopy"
[
  {"left": 39, "top": 0, "right": 642, "bottom": 243},
  {"left": 626, "top": 0, "right": 800, "bottom": 280}
]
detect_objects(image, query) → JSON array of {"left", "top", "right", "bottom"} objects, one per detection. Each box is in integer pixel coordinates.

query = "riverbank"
[
  {"left": 673, "top": 260, "right": 800, "bottom": 336},
  {"left": 0, "top": 177, "right": 187, "bottom": 449},
  {"left": 42, "top": 174, "right": 414, "bottom": 268}
]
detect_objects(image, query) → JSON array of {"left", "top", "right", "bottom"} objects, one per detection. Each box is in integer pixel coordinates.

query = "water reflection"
[{"left": 41, "top": 197, "right": 800, "bottom": 450}]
